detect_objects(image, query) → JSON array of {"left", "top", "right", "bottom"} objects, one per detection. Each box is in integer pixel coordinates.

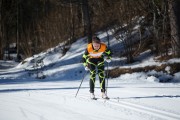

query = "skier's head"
[
  {"left": 92, "top": 36, "right": 101, "bottom": 50},
  {"left": 92, "top": 36, "right": 101, "bottom": 44}
]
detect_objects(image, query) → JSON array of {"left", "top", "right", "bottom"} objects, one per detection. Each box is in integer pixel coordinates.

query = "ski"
[
  {"left": 90, "top": 97, "right": 110, "bottom": 100},
  {"left": 102, "top": 97, "right": 110, "bottom": 100},
  {"left": 91, "top": 98, "right": 97, "bottom": 100}
]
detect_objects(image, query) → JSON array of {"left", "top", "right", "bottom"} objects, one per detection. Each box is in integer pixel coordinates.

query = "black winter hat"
[{"left": 92, "top": 36, "right": 101, "bottom": 43}]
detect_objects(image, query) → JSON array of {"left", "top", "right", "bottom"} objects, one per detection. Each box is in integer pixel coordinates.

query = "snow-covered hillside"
[{"left": 0, "top": 31, "right": 180, "bottom": 120}]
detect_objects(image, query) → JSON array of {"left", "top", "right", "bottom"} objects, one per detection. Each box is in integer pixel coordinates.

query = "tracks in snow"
[
  {"left": 74, "top": 93, "right": 180, "bottom": 120},
  {"left": 29, "top": 88, "right": 180, "bottom": 120},
  {"left": 106, "top": 99, "right": 180, "bottom": 120}
]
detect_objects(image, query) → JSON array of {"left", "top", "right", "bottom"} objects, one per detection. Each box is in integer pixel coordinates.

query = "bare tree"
[
  {"left": 16, "top": 0, "right": 20, "bottom": 60},
  {"left": 151, "top": 0, "right": 160, "bottom": 55},
  {"left": 81, "top": 0, "right": 92, "bottom": 43},
  {"left": 168, "top": 0, "right": 180, "bottom": 57},
  {"left": 0, "top": 0, "right": 2, "bottom": 59}
]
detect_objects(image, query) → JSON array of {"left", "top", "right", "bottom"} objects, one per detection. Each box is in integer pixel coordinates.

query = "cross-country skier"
[{"left": 82, "top": 36, "right": 112, "bottom": 99}]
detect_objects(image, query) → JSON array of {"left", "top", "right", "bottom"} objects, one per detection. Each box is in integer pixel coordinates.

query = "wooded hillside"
[{"left": 0, "top": 0, "right": 179, "bottom": 61}]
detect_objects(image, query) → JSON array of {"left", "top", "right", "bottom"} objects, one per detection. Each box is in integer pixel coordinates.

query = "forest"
[{"left": 0, "top": 0, "right": 180, "bottom": 62}]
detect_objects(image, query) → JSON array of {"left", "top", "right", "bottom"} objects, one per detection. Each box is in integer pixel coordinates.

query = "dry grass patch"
[{"left": 108, "top": 63, "right": 180, "bottom": 78}]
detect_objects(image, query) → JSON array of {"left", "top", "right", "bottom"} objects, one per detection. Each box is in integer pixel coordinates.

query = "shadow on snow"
[{"left": 0, "top": 87, "right": 89, "bottom": 93}]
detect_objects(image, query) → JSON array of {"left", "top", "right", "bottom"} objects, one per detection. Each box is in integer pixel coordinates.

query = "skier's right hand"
[
  {"left": 106, "top": 58, "right": 111, "bottom": 63},
  {"left": 85, "top": 66, "right": 89, "bottom": 71}
]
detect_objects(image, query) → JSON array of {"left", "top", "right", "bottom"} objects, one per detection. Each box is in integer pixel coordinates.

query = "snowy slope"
[{"left": 0, "top": 31, "right": 180, "bottom": 120}]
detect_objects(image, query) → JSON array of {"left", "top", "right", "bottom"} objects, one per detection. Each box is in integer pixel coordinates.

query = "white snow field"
[{"left": 0, "top": 32, "right": 180, "bottom": 120}]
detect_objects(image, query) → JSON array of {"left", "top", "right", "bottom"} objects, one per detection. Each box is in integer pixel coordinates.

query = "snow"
[
  {"left": 0, "top": 60, "right": 19, "bottom": 69},
  {"left": 0, "top": 31, "right": 180, "bottom": 120},
  {"left": 1, "top": 79, "right": 180, "bottom": 120},
  {"left": 173, "top": 72, "right": 180, "bottom": 82},
  {"left": 146, "top": 76, "right": 159, "bottom": 82}
]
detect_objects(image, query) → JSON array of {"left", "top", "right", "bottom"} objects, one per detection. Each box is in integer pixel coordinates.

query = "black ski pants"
[{"left": 87, "top": 57, "right": 105, "bottom": 93}]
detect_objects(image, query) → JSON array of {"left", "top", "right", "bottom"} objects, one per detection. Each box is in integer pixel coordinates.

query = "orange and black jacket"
[{"left": 82, "top": 42, "right": 112, "bottom": 66}]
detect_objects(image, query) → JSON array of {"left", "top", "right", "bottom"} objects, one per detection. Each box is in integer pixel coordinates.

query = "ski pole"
[
  {"left": 75, "top": 71, "right": 87, "bottom": 97},
  {"left": 106, "top": 62, "right": 109, "bottom": 95}
]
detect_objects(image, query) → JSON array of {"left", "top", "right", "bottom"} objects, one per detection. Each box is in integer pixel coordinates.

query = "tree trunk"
[
  {"left": 124, "top": 1, "right": 134, "bottom": 64},
  {"left": 0, "top": 0, "right": 2, "bottom": 59},
  {"left": 152, "top": 0, "right": 159, "bottom": 55},
  {"left": 70, "top": 1, "right": 75, "bottom": 43},
  {"left": 81, "top": 0, "right": 92, "bottom": 43},
  {"left": 16, "top": 0, "right": 19, "bottom": 60},
  {"left": 168, "top": 0, "right": 180, "bottom": 57}
]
